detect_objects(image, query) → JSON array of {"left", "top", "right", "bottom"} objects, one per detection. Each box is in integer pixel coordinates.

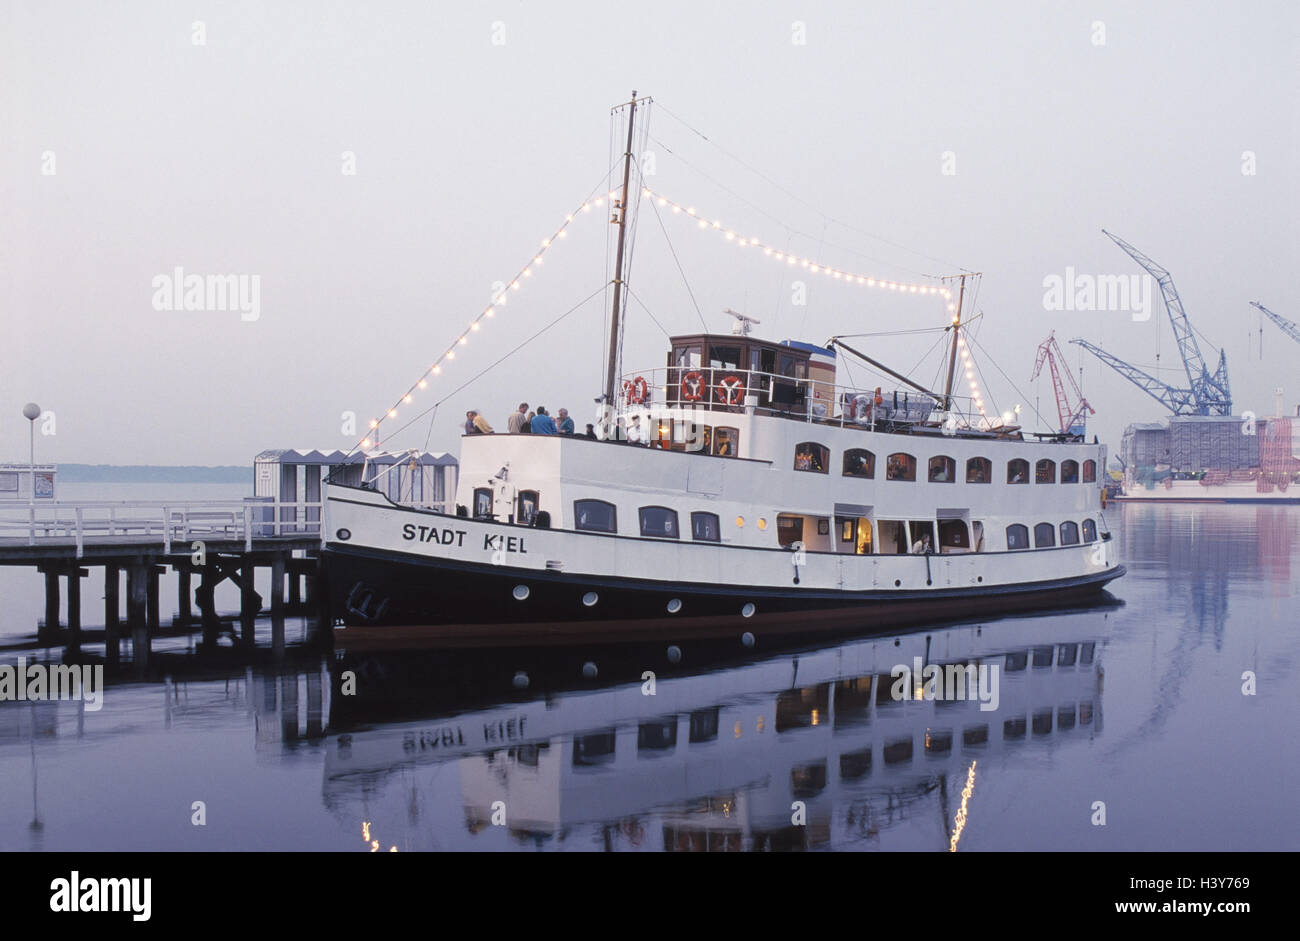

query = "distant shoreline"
[{"left": 54, "top": 465, "right": 248, "bottom": 483}]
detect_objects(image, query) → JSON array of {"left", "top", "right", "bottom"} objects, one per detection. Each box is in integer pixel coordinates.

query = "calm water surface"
[{"left": 1, "top": 499, "right": 1297, "bottom": 851}]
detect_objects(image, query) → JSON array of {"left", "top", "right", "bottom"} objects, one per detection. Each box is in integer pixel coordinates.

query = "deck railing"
[{"left": 615, "top": 366, "right": 1013, "bottom": 434}]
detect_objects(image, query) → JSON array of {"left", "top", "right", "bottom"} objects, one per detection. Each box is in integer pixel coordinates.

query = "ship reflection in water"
[{"left": 324, "top": 608, "right": 1115, "bottom": 852}]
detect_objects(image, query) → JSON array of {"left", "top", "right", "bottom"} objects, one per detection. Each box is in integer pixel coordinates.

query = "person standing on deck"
[
  {"left": 530, "top": 406, "right": 557, "bottom": 435},
  {"left": 471, "top": 411, "right": 493, "bottom": 434},
  {"left": 557, "top": 408, "right": 575, "bottom": 435},
  {"left": 507, "top": 403, "right": 529, "bottom": 434},
  {"left": 465, "top": 411, "right": 478, "bottom": 434}
]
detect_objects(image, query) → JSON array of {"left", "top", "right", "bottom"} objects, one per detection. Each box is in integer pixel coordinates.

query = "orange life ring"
[
  {"left": 623, "top": 375, "right": 649, "bottom": 405},
  {"left": 716, "top": 374, "right": 746, "bottom": 406},
  {"left": 1101, "top": 489, "right": 1107, "bottom": 508},
  {"left": 680, "top": 370, "right": 704, "bottom": 401},
  {"left": 873, "top": 387, "right": 884, "bottom": 407}
]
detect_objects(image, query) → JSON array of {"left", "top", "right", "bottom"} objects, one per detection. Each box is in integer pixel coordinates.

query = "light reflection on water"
[{"left": 1, "top": 503, "right": 1298, "bottom": 851}]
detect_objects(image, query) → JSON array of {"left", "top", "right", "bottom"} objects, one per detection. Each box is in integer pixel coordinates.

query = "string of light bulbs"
[
  {"left": 349, "top": 186, "right": 623, "bottom": 454},
  {"left": 640, "top": 186, "right": 954, "bottom": 305}
]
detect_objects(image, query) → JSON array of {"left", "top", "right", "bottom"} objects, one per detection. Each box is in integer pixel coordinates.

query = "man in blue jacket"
[{"left": 530, "top": 406, "right": 558, "bottom": 435}]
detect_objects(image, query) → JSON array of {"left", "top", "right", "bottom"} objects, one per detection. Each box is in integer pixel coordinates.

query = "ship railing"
[
  {"left": 0, "top": 499, "right": 324, "bottom": 556},
  {"left": 613, "top": 366, "right": 1007, "bottom": 435}
]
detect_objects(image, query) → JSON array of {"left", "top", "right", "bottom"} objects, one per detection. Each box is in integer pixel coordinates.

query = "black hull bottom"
[{"left": 324, "top": 546, "right": 1126, "bottom": 650}]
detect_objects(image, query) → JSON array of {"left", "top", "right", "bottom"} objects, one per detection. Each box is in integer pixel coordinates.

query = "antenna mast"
[{"left": 603, "top": 91, "right": 641, "bottom": 407}]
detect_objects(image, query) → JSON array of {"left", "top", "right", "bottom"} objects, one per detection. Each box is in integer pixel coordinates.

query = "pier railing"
[{"left": 0, "top": 499, "right": 324, "bottom": 556}]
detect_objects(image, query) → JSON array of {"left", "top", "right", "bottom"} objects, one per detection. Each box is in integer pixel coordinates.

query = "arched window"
[
  {"left": 794, "top": 442, "right": 829, "bottom": 473},
  {"left": 928, "top": 455, "right": 956, "bottom": 483},
  {"left": 1061, "top": 460, "right": 1079, "bottom": 483},
  {"left": 966, "top": 457, "right": 992, "bottom": 483},
  {"left": 1082, "top": 460, "right": 1097, "bottom": 483},
  {"left": 691, "top": 511, "right": 720, "bottom": 542},
  {"left": 1060, "top": 521, "right": 1080, "bottom": 545},
  {"left": 1006, "top": 524, "right": 1029, "bottom": 550},
  {"left": 574, "top": 499, "right": 617, "bottom": 533},
  {"left": 1035, "top": 459, "right": 1056, "bottom": 484},
  {"left": 639, "top": 506, "right": 679, "bottom": 539},
  {"left": 1034, "top": 522, "right": 1056, "bottom": 547},
  {"left": 842, "top": 449, "right": 875, "bottom": 478},
  {"left": 1081, "top": 518, "right": 1097, "bottom": 543},
  {"left": 1007, "top": 459, "right": 1029, "bottom": 484},
  {"left": 517, "top": 490, "right": 539, "bottom": 525},
  {"left": 886, "top": 453, "right": 916, "bottom": 481}
]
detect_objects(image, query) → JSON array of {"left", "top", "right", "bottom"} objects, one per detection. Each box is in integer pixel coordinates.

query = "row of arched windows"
[
  {"left": 1006, "top": 519, "right": 1098, "bottom": 549},
  {"left": 793, "top": 444, "right": 1096, "bottom": 484},
  {"left": 575, "top": 499, "right": 723, "bottom": 542}
]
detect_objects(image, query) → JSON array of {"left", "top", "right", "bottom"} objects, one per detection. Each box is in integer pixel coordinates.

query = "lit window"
[
  {"left": 886, "top": 453, "right": 916, "bottom": 481},
  {"left": 1007, "top": 459, "right": 1029, "bottom": 484},
  {"left": 793, "top": 442, "right": 829, "bottom": 473},
  {"left": 928, "top": 455, "right": 956, "bottom": 483},
  {"left": 966, "top": 457, "right": 991, "bottom": 483},
  {"left": 842, "top": 449, "right": 875, "bottom": 478}
]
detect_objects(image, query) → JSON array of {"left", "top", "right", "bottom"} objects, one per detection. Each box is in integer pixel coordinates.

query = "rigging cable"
[
  {"left": 385, "top": 284, "right": 610, "bottom": 448},
  {"left": 656, "top": 102, "right": 973, "bottom": 275}
]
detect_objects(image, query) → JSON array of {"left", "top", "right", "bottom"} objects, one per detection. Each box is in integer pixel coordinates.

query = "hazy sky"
[{"left": 3, "top": 0, "right": 1297, "bottom": 465}]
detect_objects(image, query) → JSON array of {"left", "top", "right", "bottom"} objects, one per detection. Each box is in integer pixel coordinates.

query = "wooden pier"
[{"left": 0, "top": 499, "right": 323, "bottom": 671}]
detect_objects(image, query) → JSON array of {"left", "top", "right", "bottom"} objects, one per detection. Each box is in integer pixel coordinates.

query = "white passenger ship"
[{"left": 322, "top": 94, "right": 1124, "bottom": 641}]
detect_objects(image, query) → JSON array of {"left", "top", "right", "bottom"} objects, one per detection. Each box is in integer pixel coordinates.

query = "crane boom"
[
  {"left": 1101, "top": 230, "right": 1232, "bottom": 415},
  {"left": 1069, "top": 338, "right": 1198, "bottom": 415},
  {"left": 1251, "top": 301, "right": 1300, "bottom": 346}
]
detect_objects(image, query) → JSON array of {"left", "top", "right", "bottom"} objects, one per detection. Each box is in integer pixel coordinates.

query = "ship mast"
[
  {"left": 603, "top": 91, "right": 640, "bottom": 407},
  {"left": 942, "top": 273, "right": 968, "bottom": 412}
]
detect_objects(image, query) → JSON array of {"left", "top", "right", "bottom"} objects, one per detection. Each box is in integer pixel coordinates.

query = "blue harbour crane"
[
  {"left": 1070, "top": 231, "right": 1233, "bottom": 416},
  {"left": 1251, "top": 301, "right": 1300, "bottom": 346}
]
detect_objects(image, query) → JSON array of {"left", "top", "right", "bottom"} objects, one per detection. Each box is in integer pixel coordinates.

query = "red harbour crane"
[{"left": 1032, "top": 331, "right": 1094, "bottom": 435}]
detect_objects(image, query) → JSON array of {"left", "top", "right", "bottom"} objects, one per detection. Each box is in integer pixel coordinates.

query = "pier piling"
[
  {"left": 104, "top": 563, "right": 121, "bottom": 668},
  {"left": 66, "top": 566, "right": 85, "bottom": 657},
  {"left": 271, "top": 555, "right": 286, "bottom": 659},
  {"left": 127, "top": 563, "right": 149, "bottom": 673},
  {"left": 40, "top": 566, "right": 60, "bottom": 643}
]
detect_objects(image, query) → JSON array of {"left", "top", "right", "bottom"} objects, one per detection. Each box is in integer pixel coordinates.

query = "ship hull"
[{"left": 324, "top": 542, "right": 1124, "bottom": 649}]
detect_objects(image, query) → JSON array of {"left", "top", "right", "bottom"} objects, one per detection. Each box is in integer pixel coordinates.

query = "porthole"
[
  {"left": 741, "top": 602, "right": 756, "bottom": 618},
  {"left": 512, "top": 584, "right": 530, "bottom": 601},
  {"left": 757, "top": 518, "right": 768, "bottom": 530},
  {"left": 735, "top": 516, "right": 745, "bottom": 527},
  {"left": 582, "top": 591, "right": 599, "bottom": 607},
  {"left": 335, "top": 528, "right": 351, "bottom": 541},
  {"left": 894, "top": 579, "right": 901, "bottom": 587},
  {"left": 666, "top": 598, "right": 682, "bottom": 614}
]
